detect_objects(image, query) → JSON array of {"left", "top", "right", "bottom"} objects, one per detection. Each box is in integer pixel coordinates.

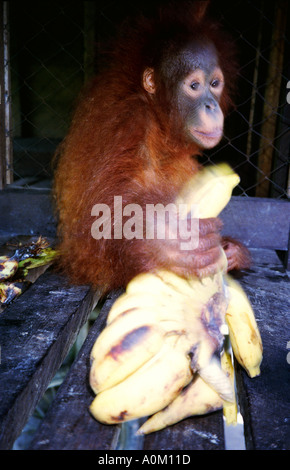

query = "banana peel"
[{"left": 0, "top": 237, "right": 58, "bottom": 306}]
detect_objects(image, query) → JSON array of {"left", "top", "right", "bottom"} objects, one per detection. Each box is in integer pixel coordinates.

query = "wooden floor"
[{"left": 0, "top": 242, "right": 289, "bottom": 450}]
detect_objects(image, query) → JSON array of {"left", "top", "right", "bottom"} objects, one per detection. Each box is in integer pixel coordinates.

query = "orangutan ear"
[{"left": 142, "top": 68, "right": 156, "bottom": 94}]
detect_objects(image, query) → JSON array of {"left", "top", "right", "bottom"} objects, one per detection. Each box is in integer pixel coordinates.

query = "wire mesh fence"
[{"left": 2, "top": 0, "right": 290, "bottom": 197}]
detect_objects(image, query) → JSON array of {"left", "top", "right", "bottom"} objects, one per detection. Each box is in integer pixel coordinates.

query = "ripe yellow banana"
[
  {"left": 225, "top": 275, "right": 263, "bottom": 378},
  {"left": 178, "top": 164, "right": 262, "bottom": 376},
  {"left": 90, "top": 335, "right": 193, "bottom": 424},
  {"left": 89, "top": 163, "right": 262, "bottom": 432},
  {"left": 175, "top": 163, "right": 240, "bottom": 218},
  {"left": 126, "top": 271, "right": 183, "bottom": 297},
  {"left": 90, "top": 322, "right": 164, "bottom": 393},
  {"left": 137, "top": 375, "right": 223, "bottom": 435},
  {"left": 221, "top": 348, "right": 238, "bottom": 425},
  {"left": 157, "top": 268, "right": 225, "bottom": 301},
  {"left": 107, "top": 291, "right": 167, "bottom": 324},
  {"left": 106, "top": 275, "right": 188, "bottom": 324},
  {"left": 90, "top": 267, "right": 228, "bottom": 395}
]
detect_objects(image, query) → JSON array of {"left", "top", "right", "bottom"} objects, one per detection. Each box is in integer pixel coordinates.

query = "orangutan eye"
[
  {"left": 190, "top": 82, "right": 200, "bottom": 90},
  {"left": 211, "top": 79, "right": 220, "bottom": 88}
]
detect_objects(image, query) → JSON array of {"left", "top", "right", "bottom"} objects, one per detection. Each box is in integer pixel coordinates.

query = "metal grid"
[{"left": 2, "top": 0, "right": 290, "bottom": 197}]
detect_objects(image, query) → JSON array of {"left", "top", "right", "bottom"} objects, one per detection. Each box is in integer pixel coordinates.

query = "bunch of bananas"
[{"left": 89, "top": 164, "right": 263, "bottom": 434}]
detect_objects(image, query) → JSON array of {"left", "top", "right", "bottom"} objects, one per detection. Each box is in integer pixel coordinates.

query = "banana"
[
  {"left": 156, "top": 270, "right": 204, "bottom": 297},
  {"left": 90, "top": 305, "right": 169, "bottom": 393},
  {"left": 90, "top": 323, "right": 164, "bottom": 393},
  {"left": 221, "top": 348, "right": 238, "bottom": 425},
  {"left": 108, "top": 267, "right": 226, "bottom": 327},
  {"left": 90, "top": 336, "right": 193, "bottom": 424},
  {"left": 137, "top": 375, "right": 223, "bottom": 435},
  {"left": 106, "top": 291, "right": 170, "bottom": 323},
  {"left": 126, "top": 271, "right": 184, "bottom": 297},
  {"left": 106, "top": 278, "right": 188, "bottom": 324},
  {"left": 89, "top": 163, "right": 262, "bottom": 432},
  {"left": 90, "top": 284, "right": 223, "bottom": 393},
  {"left": 90, "top": 259, "right": 231, "bottom": 393},
  {"left": 175, "top": 163, "right": 240, "bottom": 218},
  {"left": 225, "top": 275, "right": 263, "bottom": 378},
  {"left": 137, "top": 350, "right": 236, "bottom": 436}
]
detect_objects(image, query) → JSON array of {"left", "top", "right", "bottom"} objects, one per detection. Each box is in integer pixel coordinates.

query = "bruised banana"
[
  {"left": 136, "top": 274, "right": 262, "bottom": 433},
  {"left": 137, "top": 350, "right": 237, "bottom": 435},
  {"left": 137, "top": 375, "right": 223, "bottom": 435},
  {"left": 90, "top": 335, "right": 193, "bottom": 424},
  {"left": 177, "top": 163, "right": 262, "bottom": 377},
  {"left": 89, "top": 163, "right": 262, "bottom": 429},
  {"left": 90, "top": 272, "right": 224, "bottom": 394},
  {"left": 90, "top": 311, "right": 164, "bottom": 394}
]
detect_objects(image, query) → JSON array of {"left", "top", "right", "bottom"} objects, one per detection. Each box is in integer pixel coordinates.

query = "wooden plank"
[
  {"left": 233, "top": 249, "right": 290, "bottom": 450},
  {"left": 0, "top": 268, "right": 99, "bottom": 450},
  {"left": 143, "top": 412, "right": 224, "bottom": 450},
  {"left": 220, "top": 196, "right": 290, "bottom": 251},
  {"left": 0, "top": 2, "right": 13, "bottom": 188},
  {"left": 0, "top": 188, "right": 56, "bottom": 239},
  {"left": 0, "top": 2, "right": 5, "bottom": 189},
  {"left": 29, "top": 291, "right": 121, "bottom": 450}
]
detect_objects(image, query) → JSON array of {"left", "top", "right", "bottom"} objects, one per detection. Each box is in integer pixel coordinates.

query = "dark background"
[{"left": 7, "top": 0, "right": 290, "bottom": 197}]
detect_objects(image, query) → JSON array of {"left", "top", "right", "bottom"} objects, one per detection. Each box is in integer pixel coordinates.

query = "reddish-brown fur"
[{"left": 53, "top": 2, "right": 248, "bottom": 294}]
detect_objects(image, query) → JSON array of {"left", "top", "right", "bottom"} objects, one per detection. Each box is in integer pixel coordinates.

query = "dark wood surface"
[
  {"left": 0, "top": 191, "right": 289, "bottom": 450},
  {"left": 0, "top": 3, "right": 5, "bottom": 189},
  {"left": 0, "top": 267, "right": 100, "bottom": 450},
  {"left": 29, "top": 291, "right": 120, "bottom": 450},
  {"left": 0, "top": 188, "right": 56, "bottom": 241},
  {"left": 220, "top": 196, "right": 290, "bottom": 251},
  {"left": 28, "top": 248, "right": 289, "bottom": 451},
  {"left": 234, "top": 249, "right": 290, "bottom": 450}
]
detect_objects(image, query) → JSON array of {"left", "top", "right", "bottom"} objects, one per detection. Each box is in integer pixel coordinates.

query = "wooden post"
[
  {"left": 0, "top": 1, "right": 12, "bottom": 189},
  {"left": 255, "top": 0, "right": 288, "bottom": 197},
  {"left": 246, "top": 6, "right": 263, "bottom": 158},
  {"left": 0, "top": 2, "right": 6, "bottom": 188}
]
